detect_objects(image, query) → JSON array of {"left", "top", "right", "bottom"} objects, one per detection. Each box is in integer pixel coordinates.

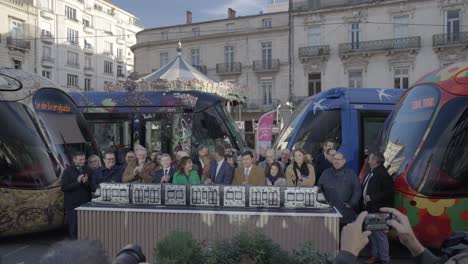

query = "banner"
[{"left": 256, "top": 111, "right": 275, "bottom": 152}]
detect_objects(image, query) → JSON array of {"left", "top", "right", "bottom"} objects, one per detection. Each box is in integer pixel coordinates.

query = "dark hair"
[
  {"left": 323, "top": 139, "right": 336, "bottom": 148},
  {"left": 104, "top": 150, "right": 115, "bottom": 157},
  {"left": 241, "top": 150, "right": 253, "bottom": 158},
  {"left": 292, "top": 149, "right": 309, "bottom": 185},
  {"left": 39, "top": 240, "right": 110, "bottom": 264},
  {"left": 214, "top": 145, "right": 225, "bottom": 157},
  {"left": 370, "top": 152, "right": 385, "bottom": 165},
  {"left": 197, "top": 144, "right": 207, "bottom": 152},
  {"left": 177, "top": 156, "right": 192, "bottom": 173},
  {"left": 72, "top": 152, "right": 85, "bottom": 158},
  {"left": 266, "top": 161, "right": 285, "bottom": 178},
  {"left": 325, "top": 148, "right": 336, "bottom": 155}
]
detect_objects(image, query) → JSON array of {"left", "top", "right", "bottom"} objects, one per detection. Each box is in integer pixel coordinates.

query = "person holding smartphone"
[{"left": 61, "top": 152, "right": 94, "bottom": 240}]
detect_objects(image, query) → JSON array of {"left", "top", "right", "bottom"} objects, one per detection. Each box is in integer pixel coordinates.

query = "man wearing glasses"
[
  {"left": 318, "top": 152, "right": 361, "bottom": 229},
  {"left": 91, "top": 151, "right": 124, "bottom": 191}
]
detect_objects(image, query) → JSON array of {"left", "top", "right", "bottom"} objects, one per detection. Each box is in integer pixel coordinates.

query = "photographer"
[{"left": 61, "top": 152, "right": 94, "bottom": 240}]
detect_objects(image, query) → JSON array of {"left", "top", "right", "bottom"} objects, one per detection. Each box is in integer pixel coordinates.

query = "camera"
[
  {"left": 112, "top": 244, "right": 146, "bottom": 264},
  {"left": 363, "top": 213, "right": 392, "bottom": 231}
]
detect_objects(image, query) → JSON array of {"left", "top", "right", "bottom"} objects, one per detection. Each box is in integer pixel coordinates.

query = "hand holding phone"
[{"left": 363, "top": 213, "right": 392, "bottom": 231}]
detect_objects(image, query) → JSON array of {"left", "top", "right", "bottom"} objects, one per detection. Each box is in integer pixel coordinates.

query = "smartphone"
[{"left": 363, "top": 213, "right": 392, "bottom": 231}]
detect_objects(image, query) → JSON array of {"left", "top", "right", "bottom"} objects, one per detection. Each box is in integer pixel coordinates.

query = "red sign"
[
  {"left": 256, "top": 111, "right": 275, "bottom": 151},
  {"left": 411, "top": 97, "right": 435, "bottom": 110},
  {"left": 35, "top": 101, "right": 72, "bottom": 113}
]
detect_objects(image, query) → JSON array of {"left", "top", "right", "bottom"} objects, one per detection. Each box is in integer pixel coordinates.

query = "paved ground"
[{"left": 0, "top": 229, "right": 415, "bottom": 263}]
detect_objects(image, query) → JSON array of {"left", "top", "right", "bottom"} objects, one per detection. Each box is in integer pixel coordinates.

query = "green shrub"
[
  {"left": 155, "top": 231, "right": 202, "bottom": 264},
  {"left": 291, "top": 241, "right": 328, "bottom": 264}
]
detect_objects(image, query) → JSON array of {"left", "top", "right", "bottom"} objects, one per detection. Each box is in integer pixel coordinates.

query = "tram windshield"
[
  {"left": 0, "top": 102, "right": 59, "bottom": 188},
  {"left": 381, "top": 84, "right": 440, "bottom": 178}
]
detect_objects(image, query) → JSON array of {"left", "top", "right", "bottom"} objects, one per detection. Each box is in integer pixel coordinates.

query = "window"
[
  {"left": 67, "top": 28, "right": 79, "bottom": 45},
  {"left": 42, "top": 70, "right": 51, "bottom": 79},
  {"left": 308, "top": 73, "right": 321, "bottom": 96},
  {"left": 67, "top": 74, "right": 78, "bottom": 87},
  {"left": 104, "top": 41, "right": 113, "bottom": 55},
  {"left": 84, "top": 39, "right": 92, "bottom": 49},
  {"left": 83, "top": 18, "right": 91, "bottom": 28},
  {"left": 67, "top": 51, "right": 79, "bottom": 67},
  {"left": 42, "top": 46, "right": 51, "bottom": 58},
  {"left": 84, "top": 78, "right": 91, "bottom": 91},
  {"left": 394, "top": 67, "right": 409, "bottom": 89},
  {"left": 116, "top": 28, "right": 123, "bottom": 39},
  {"left": 261, "top": 42, "right": 273, "bottom": 68},
  {"left": 13, "top": 59, "right": 22, "bottom": 69},
  {"left": 308, "top": 26, "right": 321, "bottom": 46},
  {"left": 117, "top": 48, "right": 123, "bottom": 59},
  {"left": 192, "top": 27, "right": 200, "bottom": 37},
  {"left": 117, "top": 65, "right": 124, "bottom": 77},
  {"left": 39, "top": 0, "right": 52, "bottom": 9},
  {"left": 262, "top": 18, "right": 272, "bottom": 29},
  {"left": 191, "top": 48, "right": 200, "bottom": 66},
  {"left": 160, "top": 52, "right": 168, "bottom": 66},
  {"left": 348, "top": 70, "right": 363, "bottom": 88},
  {"left": 84, "top": 56, "right": 92, "bottom": 68},
  {"left": 94, "top": 4, "right": 102, "bottom": 11},
  {"left": 10, "top": 18, "right": 23, "bottom": 39},
  {"left": 226, "top": 23, "right": 234, "bottom": 32},
  {"left": 446, "top": 10, "right": 460, "bottom": 42},
  {"left": 350, "top": 23, "right": 360, "bottom": 49},
  {"left": 393, "top": 15, "right": 409, "bottom": 39},
  {"left": 161, "top": 31, "right": 168, "bottom": 40},
  {"left": 65, "top": 6, "right": 77, "bottom": 21},
  {"left": 104, "top": 61, "right": 113, "bottom": 74},
  {"left": 224, "top": 46, "right": 234, "bottom": 64},
  {"left": 261, "top": 78, "right": 273, "bottom": 105},
  {"left": 41, "top": 22, "right": 52, "bottom": 37},
  {"left": 103, "top": 21, "right": 112, "bottom": 33}
]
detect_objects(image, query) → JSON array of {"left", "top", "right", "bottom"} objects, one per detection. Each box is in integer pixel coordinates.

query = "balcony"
[
  {"left": 83, "top": 26, "right": 94, "bottom": 34},
  {"left": 216, "top": 62, "right": 242, "bottom": 75},
  {"left": 7, "top": 37, "right": 31, "bottom": 51},
  {"left": 40, "top": 8, "right": 54, "bottom": 20},
  {"left": 433, "top": 32, "right": 468, "bottom": 49},
  {"left": 117, "top": 73, "right": 126, "bottom": 81},
  {"left": 116, "top": 56, "right": 124, "bottom": 64},
  {"left": 40, "top": 31, "right": 54, "bottom": 44},
  {"left": 84, "top": 66, "right": 94, "bottom": 75},
  {"left": 339, "top": 36, "right": 420, "bottom": 57},
  {"left": 66, "top": 62, "right": 80, "bottom": 69},
  {"left": 192, "top": 64, "right": 207, "bottom": 74},
  {"left": 292, "top": 0, "right": 387, "bottom": 12},
  {"left": 41, "top": 56, "right": 55, "bottom": 68},
  {"left": 253, "top": 59, "right": 280, "bottom": 73},
  {"left": 246, "top": 99, "right": 281, "bottom": 112},
  {"left": 116, "top": 37, "right": 125, "bottom": 45},
  {"left": 83, "top": 44, "right": 94, "bottom": 55},
  {"left": 298, "top": 45, "right": 330, "bottom": 61}
]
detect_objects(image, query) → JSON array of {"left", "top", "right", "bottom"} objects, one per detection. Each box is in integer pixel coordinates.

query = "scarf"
[{"left": 293, "top": 161, "right": 309, "bottom": 185}]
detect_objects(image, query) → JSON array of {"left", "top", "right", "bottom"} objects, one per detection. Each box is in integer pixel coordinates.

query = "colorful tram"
[
  {"left": 0, "top": 68, "right": 99, "bottom": 237},
  {"left": 380, "top": 62, "right": 468, "bottom": 248}
]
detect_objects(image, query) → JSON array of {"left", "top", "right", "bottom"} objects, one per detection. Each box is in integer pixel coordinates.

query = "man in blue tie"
[
  {"left": 205, "top": 145, "right": 234, "bottom": 185},
  {"left": 154, "top": 154, "right": 175, "bottom": 183}
]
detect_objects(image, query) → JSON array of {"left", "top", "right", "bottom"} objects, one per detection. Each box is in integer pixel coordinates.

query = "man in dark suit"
[
  {"left": 154, "top": 154, "right": 175, "bottom": 183},
  {"left": 91, "top": 151, "right": 123, "bottom": 191},
  {"left": 205, "top": 145, "right": 233, "bottom": 185},
  {"left": 313, "top": 139, "right": 336, "bottom": 182},
  {"left": 362, "top": 152, "right": 394, "bottom": 264},
  {"left": 61, "top": 152, "right": 94, "bottom": 239}
]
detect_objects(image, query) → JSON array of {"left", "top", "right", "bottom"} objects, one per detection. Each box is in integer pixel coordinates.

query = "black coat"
[
  {"left": 61, "top": 166, "right": 93, "bottom": 210},
  {"left": 313, "top": 152, "right": 332, "bottom": 182},
  {"left": 362, "top": 164, "right": 394, "bottom": 213},
  {"left": 153, "top": 167, "right": 175, "bottom": 183}
]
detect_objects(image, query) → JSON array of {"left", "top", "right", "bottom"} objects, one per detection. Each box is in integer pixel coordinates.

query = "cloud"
[{"left": 203, "top": 0, "right": 266, "bottom": 17}]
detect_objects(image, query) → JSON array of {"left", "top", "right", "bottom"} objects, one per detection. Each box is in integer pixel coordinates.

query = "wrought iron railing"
[
  {"left": 192, "top": 64, "right": 207, "bottom": 74},
  {"left": 253, "top": 59, "right": 280, "bottom": 72},
  {"left": 216, "top": 62, "right": 242, "bottom": 74},
  {"left": 299, "top": 45, "right": 330, "bottom": 58},
  {"left": 433, "top": 32, "right": 468, "bottom": 47},
  {"left": 41, "top": 56, "right": 54, "bottom": 63},
  {"left": 292, "top": 0, "right": 385, "bottom": 12},
  {"left": 7, "top": 37, "right": 31, "bottom": 50},
  {"left": 339, "top": 36, "right": 420, "bottom": 55}
]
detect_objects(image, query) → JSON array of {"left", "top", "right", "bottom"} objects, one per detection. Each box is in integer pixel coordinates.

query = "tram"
[
  {"left": 380, "top": 62, "right": 468, "bottom": 248},
  {"left": 274, "top": 87, "right": 405, "bottom": 173},
  {"left": 69, "top": 90, "right": 245, "bottom": 161},
  {"left": 0, "top": 68, "right": 99, "bottom": 237}
]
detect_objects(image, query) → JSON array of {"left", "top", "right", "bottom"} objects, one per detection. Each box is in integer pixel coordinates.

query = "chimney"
[
  {"left": 186, "top": 11, "right": 192, "bottom": 24},
  {"left": 228, "top": 8, "right": 236, "bottom": 19}
]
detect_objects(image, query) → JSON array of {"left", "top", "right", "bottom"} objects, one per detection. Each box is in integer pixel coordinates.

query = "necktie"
[
  {"left": 244, "top": 168, "right": 249, "bottom": 176},
  {"left": 164, "top": 169, "right": 168, "bottom": 176}
]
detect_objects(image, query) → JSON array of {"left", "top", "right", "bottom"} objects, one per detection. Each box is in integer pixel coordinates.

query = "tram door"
[{"left": 144, "top": 112, "right": 173, "bottom": 154}]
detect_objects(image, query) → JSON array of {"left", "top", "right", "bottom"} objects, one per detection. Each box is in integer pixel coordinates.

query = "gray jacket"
[{"left": 318, "top": 167, "right": 361, "bottom": 224}]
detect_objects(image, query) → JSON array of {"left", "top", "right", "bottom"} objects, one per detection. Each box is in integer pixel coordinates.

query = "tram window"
[
  {"left": 192, "top": 104, "right": 233, "bottom": 153},
  {"left": 89, "top": 121, "right": 131, "bottom": 153},
  {"left": 0, "top": 103, "right": 59, "bottom": 189},
  {"left": 408, "top": 98, "right": 468, "bottom": 197},
  {"left": 359, "top": 111, "right": 390, "bottom": 164},
  {"left": 292, "top": 110, "right": 342, "bottom": 156}
]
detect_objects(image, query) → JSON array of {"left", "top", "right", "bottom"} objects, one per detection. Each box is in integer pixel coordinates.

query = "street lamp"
[{"left": 276, "top": 103, "right": 282, "bottom": 129}]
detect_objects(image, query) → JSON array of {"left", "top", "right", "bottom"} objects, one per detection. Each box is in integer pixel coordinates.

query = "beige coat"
[
  {"left": 122, "top": 160, "right": 158, "bottom": 183},
  {"left": 285, "top": 163, "right": 316, "bottom": 186},
  {"left": 232, "top": 165, "right": 265, "bottom": 186}
]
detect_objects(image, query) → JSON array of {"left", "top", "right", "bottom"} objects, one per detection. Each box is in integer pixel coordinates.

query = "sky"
[{"left": 111, "top": 0, "right": 286, "bottom": 28}]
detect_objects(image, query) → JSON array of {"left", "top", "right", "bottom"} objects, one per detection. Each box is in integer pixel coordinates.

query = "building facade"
[
  {"left": 0, "top": 0, "right": 142, "bottom": 91},
  {"left": 291, "top": 0, "right": 468, "bottom": 102},
  {"left": 132, "top": 10, "right": 290, "bottom": 146}
]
